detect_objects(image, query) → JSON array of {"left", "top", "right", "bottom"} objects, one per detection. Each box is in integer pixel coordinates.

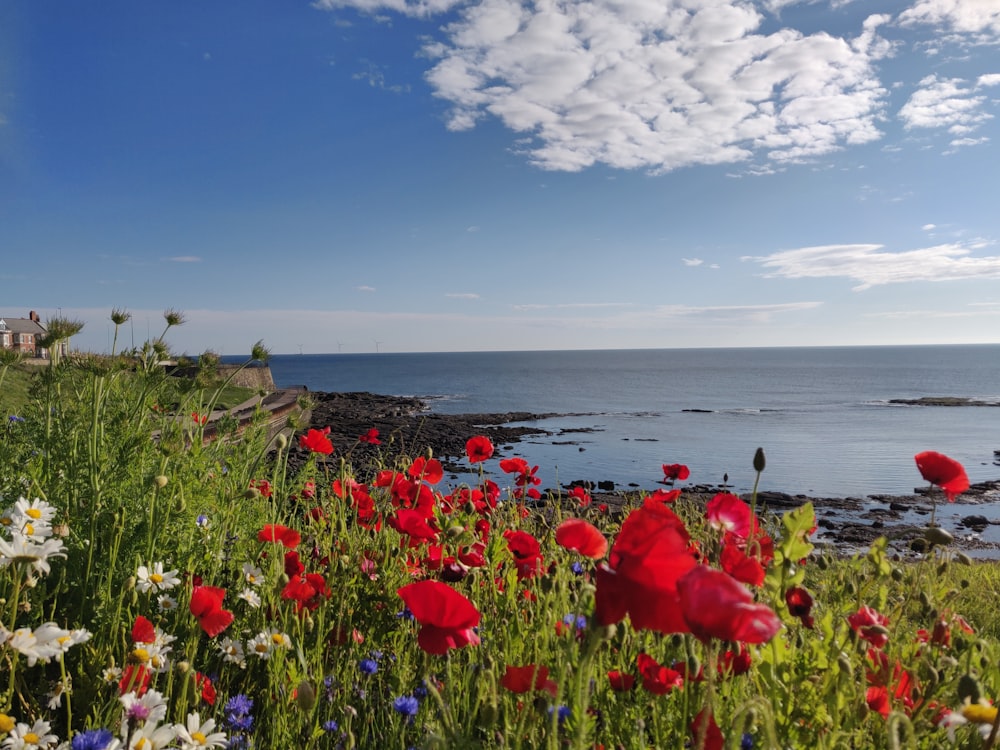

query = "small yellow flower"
[{"left": 0, "top": 714, "right": 14, "bottom": 733}]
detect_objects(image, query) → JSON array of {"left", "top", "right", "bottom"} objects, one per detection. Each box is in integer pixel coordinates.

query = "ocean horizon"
[{"left": 226, "top": 344, "right": 1000, "bottom": 501}]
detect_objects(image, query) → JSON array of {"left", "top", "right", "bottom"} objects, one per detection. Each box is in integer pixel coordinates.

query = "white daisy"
[
  {"left": 1, "top": 718, "right": 58, "bottom": 749},
  {"left": 172, "top": 713, "right": 227, "bottom": 749},
  {"left": 241, "top": 562, "right": 264, "bottom": 586},
  {"left": 120, "top": 689, "right": 168, "bottom": 727},
  {"left": 237, "top": 589, "right": 261, "bottom": 608},
  {"left": 217, "top": 638, "right": 246, "bottom": 668},
  {"left": 0, "top": 535, "right": 66, "bottom": 575},
  {"left": 135, "top": 563, "right": 180, "bottom": 594}
]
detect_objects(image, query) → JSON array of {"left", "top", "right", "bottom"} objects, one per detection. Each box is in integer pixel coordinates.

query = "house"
[{"left": 0, "top": 311, "right": 51, "bottom": 358}]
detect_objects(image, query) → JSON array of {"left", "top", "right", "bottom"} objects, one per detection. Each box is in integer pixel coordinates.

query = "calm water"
[{"left": 247, "top": 346, "right": 1000, "bottom": 498}]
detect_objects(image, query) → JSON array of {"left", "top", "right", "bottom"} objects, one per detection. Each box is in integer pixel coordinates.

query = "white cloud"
[
  {"left": 682, "top": 257, "right": 704, "bottom": 266},
  {"left": 921, "top": 223, "right": 936, "bottom": 230},
  {"left": 312, "top": 0, "right": 463, "bottom": 18},
  {"left": 898, "top": 0, "right": 1000, "bottom": 39},
  {"left": 511, "top": 302, "right": 634, "bottom": 311},
  {"left": 898, "top": 74, "right": 996, "bottom": 135},
  {"left": 357, "top": 285, "right": 376, "bottom": 292},
  {"left": 165, "top": 256, "right": 202, "bottom": 263},
  {"left": 411, "top": 0, "right": 892, "bottom": 172},
  {"left": 445, "top": 292, "right": 480, "bottom": 299},
  {"left": 746, "top": 241, "right": 1000, "bottom": 290}
]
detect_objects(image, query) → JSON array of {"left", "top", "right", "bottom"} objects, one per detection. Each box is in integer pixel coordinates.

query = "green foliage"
[{"left": 0, "top": 354, "right": 998, "bottom": 749}]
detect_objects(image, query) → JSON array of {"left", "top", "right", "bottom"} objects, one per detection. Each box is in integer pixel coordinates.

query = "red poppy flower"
[
  {"left": 388, "top": 509, "right": 440, "bottom": 545},
  {"left": 915, "top": 451, "right": 969, "bottom": 502},
  {"left": 555, "top": 518, "right": 608, "bottom": 559},
  {"left": 299, "top": 427, "right": 334, "bottom": 455},
  {"left": 465, "top": 436, "right": 495, "bottom": 464},
  {"left": 131, "top": 616, "right": 156, "bottom": 644},
  {"left": 189, "top": 585, "right": 234, "bottom": 637},
  {"left": 785, "top": 586, "right": 815, "bottom": 628},
  {"left": 258, "top": 524, "right": 302, "bottom": 549},
  {"left": 567, "top": 486, "right": 592, "bottom": 508},
  {"left": 690, "top": 708, "right": 724, "bottom": 750},
  {"left": 249, "top": 479, "right": 273, "bottom": 498},
  {"left": 192, "top": 412, "right": 208, "bottom": 426},
  {"left": 661, "top": 463, "right": 690, "bottom": 482},
  {"left": 119, "top": 664, "right": 151, "bottom": 696},
  {"left": 718, "top": 644, "right": 752, "bottom": 677},
  {"left": 194, "top": 672, "right": 216, "bottom": 705},
  {"left": 705, "top": 493, "right": 760, "bottom": 539},
  {"left": 408, "top": 456, "right": 444, "bottom": 485},
  {"left": 848, "top": 605, "right": 890, "bottom": 649},
  {"left": 359, "top": 428, "right": 381, "bottom": 445},
  {"left": 397, "top": 580, "right": 481, "bottom": 655},
  {"left": 594, "top": 498, "right": 698, "bottom": 633},
  {"left": 607, "top": 670, "right": 636, "bottom": 691},
  {"left": 504, "top": 530, "right": 545, "bottom": 579},
  {"left": 720, "top": 539, "right": 766, "bottom": 586},
  {"left": 282, "top": 572, "right": 331, "bottom": 612},
  {"left": 648, "top": 489, "right": 681, "bottom": 504},
  {"left": 637, "top": 653, "right": 684, "bottom": 695},
  {"left": 676, "top": 565, "right": 781, "bottom": 644},
  {"left": 501, "top": 664, "right": 555, "bottom": 695}
]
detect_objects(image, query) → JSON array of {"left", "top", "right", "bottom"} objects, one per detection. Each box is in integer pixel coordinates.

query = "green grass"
[{"left": 1, "top": 350, "right": 999, "bottom": 750}]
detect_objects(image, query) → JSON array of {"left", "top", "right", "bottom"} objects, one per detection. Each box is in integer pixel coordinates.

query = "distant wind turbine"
[{"left": 374, "top": 340, "right": 383, "bottom": 353}]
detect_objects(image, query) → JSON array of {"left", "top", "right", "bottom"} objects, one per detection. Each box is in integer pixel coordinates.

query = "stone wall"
[{"left": 219, "top": 364, "right": 275, "bottom": 391}]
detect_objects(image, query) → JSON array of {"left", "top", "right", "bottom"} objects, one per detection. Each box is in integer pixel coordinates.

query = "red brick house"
[{"left": 0, "top": 311, "right": 50, "bottom": 357}]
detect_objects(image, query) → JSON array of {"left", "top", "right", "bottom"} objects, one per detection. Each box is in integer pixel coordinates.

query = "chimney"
[{"left": 29, "top": 311, "right": 39, "bottom": 322}]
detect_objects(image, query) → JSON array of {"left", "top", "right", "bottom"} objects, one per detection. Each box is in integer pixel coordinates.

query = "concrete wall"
[{"left": 219, "top": 364, "right": 275, "bottom": 391}]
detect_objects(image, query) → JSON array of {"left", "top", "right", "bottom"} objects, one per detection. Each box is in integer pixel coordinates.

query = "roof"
[{"left": 0, "top": 317, "right": 47, "bottom": 335}]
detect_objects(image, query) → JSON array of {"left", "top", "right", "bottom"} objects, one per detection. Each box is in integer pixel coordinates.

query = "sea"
[{"left": 243, "top": 345, "right": 1000, "bottom": 502}]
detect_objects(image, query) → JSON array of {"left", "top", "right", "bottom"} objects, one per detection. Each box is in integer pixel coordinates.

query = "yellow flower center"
[
  {"left": 24, "top": 733, "right": 40, "bottom": 744},
  {"left": 0, "top": 517, "right": 11, "bottom": 526},
  {"left": 151, "top": 655, "right": 164, "bottom": 669},
  {"left": 963, "top": 704, "right": 999, "bottom": 724},
  {"left": 255, "top": 643, "right": 269, "bottom": 653},
  {"left": 0, "top": 714, "right": 14, "bottom": 732},
  {"left": 131, "top": 648, "right": 150, "bottom": 663},
  {"left": 271, "top": 633, "right": 286, "bottom": 646},
  {"left": 57, "top": 635, "right": 71, "bottom": 646},
  {"left": 192, "top": 731, "right": 207, "bottom": 744},
  {"left": 26, "top": 508, "right": 42, "bottom": 520},
  {"left": 150, "top": 573, "right": 164, "bottom": 584},
  {"left": 24, "top": 523, "right": 34, "bottom": 536},
  {"left": 135, "top": 738, "right": 150, "bottom": 750}
]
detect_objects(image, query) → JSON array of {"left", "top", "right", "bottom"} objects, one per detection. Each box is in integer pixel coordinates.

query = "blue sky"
[{"left": 2, "top": 0, "right": 1000, "bottom": 355}]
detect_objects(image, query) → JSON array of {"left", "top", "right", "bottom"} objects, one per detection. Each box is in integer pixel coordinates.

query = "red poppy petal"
[
  {"left": 555, "top": 518, "right": 608, "bottom": 559},
  {"left": 131, "top": 615, "right": 156, "bottom": 644},
  {"left": 398, "top": 580, "right": 481, "bottom": 630}
]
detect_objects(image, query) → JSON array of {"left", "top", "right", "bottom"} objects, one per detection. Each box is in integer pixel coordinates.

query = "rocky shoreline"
[{"left": 289, "top": 390, "right": 1000, "bottom": 558}]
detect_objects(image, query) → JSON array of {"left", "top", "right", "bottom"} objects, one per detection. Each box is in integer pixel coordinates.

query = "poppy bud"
[
  {"left": 477, "top": 703, "right": 499, "bottom": 728},
  {"left": 961, "top": 579, "right": 970, "bottom": 589},
  {"left": 446, "top": 525, "right": 466, "bottom": 539},
  {"left": 154, "top": 475, "right": 169, "bottom": 488},
  {"left": 125, "top": 576, "right": 136, "bottom": 590},
  {"left": 909, "top": 538, "right": 928, "bottom": 553},
  {"left": 924, "top": 527, "right": 954, "bottom": 546},
  {"left": 837, "top": 653, "right": 853, "bottom": 674},
  {"left": 918, "top": 591, "right": 931, "bottom": 609},
  {"left": 244, "top": 488, "right": 260, "bottom": 499},
  {"left": 891, "top": 567, "right": 904, "bottom": 582},
  {"left": 177, "top": 661, "right": 190, "bottom": 674},
  {"left": 752, "top": 447, "right": 766, "bottom": 473},
  {"left": 956, "top": 553, "right": 973, "bottom": 566},
  {"left": 296, "top": 680, "right": 316, "bottom": 711},
  {"left": 937, "top": 561, "right": 949, "bottom": 576},
  {"left": 275, "top": 433, "right": 288, "bottom": 450}
]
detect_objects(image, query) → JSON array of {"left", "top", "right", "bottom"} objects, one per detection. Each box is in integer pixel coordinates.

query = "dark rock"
[{"left": 961, "top": 515, "right": 990, "bottom": 530}]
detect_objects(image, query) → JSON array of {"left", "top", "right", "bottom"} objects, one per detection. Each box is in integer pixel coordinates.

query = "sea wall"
[{"left": 219, "top": 364, "right": 275, "bottom": 391}]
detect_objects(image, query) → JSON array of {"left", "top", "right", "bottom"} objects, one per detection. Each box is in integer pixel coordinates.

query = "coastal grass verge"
[{"left": 1, "top": 328, "right": 999, "bottom": 748}]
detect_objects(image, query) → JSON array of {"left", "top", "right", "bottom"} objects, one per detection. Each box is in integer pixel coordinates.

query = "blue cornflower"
[
  {"left": 369, "top": 649, "right": 384, "bottom": 661},
  {"left": 358, "top": 658, "right": 378, "bottom": 676},
  {"left": 323, "top": 720, "right": 339, "bottom": 733},
  {"left": 393, "top": 695, "right": 420, "bottom": 717},
  {"left": 72, "top": 729, "right": 115, "bottom": 750},
  {"left": 548, "top": 705, "right": 572, "bottom": 725},
  {"left": 8, "top": 415, "right": 24, "bottom": 424},
  {"left": 741, "top": 732, "right": 754, "bottom": 749},
  {"left": 570, "top": 561, "right": 585, "bottom": 575},
  {"left": 413, "top": 682, "right": 428, "bottom": 700},
  {"left": 396, "top": 607, "right": 415, "bottom": 621},
  {"left": 196, "top": 514, "right": 210, "bottom": 528},
  {"left": 224, "top": 694, "right": 254, "bottom": 732}
]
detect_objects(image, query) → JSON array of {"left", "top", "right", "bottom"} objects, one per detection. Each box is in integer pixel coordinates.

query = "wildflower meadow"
[{"left": 2, "top": 312, "right": 1000, "bottom": 749}]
